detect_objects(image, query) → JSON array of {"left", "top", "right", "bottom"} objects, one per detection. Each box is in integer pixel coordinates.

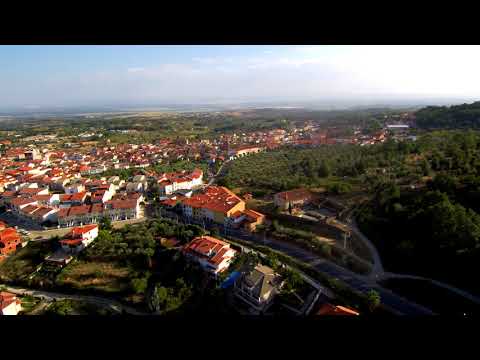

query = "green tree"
[
  {"left": 209, "top": 227, "right": 220, "bottom": 237},
  {"left": 148, "top": 284, "right": 169, "bottom": 313},
  {"left": 428, "top": 174, "right": 458, "bottom": 197},
  {"left": 130, "top": 277, "right": 149, "bottom": 294},
  {"left": 420, "top": 159, "right": 432, "bottom": 176},
  {"left": 366, "top": 289, "right": 381, "bottom": 312},
  {"left": 318, "top": 160, "right": 330, "bottom": 178},
  {"left": 99, "top": 216, "right": 113, "bottom": 231}
]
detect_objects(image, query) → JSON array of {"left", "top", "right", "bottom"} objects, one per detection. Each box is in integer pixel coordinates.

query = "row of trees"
[{"left": 218, "top": 140, "right": 418, "bottom": 195}]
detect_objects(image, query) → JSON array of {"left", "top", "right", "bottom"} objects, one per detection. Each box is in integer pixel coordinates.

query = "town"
[
  {"left": 4, "top": 44, "right": 480, "bottom": 320},
  {"left": 0, "top": 110, "right": 423, "bottom": 316}
]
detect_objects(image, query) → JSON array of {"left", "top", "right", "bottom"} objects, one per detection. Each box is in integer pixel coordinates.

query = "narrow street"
[{"left": 207, "top": 159, "right": 230, "bottom": 186}]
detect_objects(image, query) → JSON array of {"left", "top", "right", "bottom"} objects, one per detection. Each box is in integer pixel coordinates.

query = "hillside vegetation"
[
  {"left": 218, "top": 140, "right": 421, "bottom": 196},
  {"left": 415, "top": 101, "right": 480, "bottom": 129},
  {"left": 357, "top": 130, "right": 480, "bottom": 295}
]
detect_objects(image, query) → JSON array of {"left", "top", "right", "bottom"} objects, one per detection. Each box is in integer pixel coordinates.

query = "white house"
[
  {"left": 0, "top": 292, "right": 22, "bottom": 315},
  {"left": 59, "top": 224, "right": 99, "bottom": 254},
  {"left": 182, "top": 236, "right": 237, "bottom": 275},
  {"left": 157, "top": 168, "right": 203, "bottom": 196}
]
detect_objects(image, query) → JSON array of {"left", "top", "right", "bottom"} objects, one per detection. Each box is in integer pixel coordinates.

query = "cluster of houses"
[
  {"left": 181, "top": 234, "right": 284, "bottom": 314},
  {"left": 0, "top": 173, "right": 145, "bottom": 228},
  {"left": 160, "top": 185, "right": 266, "bottom": 232},
  {"left": 181, "top": 234, "right": 358, "bottom": 316}
]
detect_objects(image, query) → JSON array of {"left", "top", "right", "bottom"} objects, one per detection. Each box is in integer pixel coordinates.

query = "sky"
[{"left": 1, "top": 45, "right": 480, "bottom": 109}]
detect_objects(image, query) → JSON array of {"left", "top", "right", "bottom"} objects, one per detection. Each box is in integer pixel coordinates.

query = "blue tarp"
[{"left": 220, "top": 271, "right": 241, "bottom": 289}]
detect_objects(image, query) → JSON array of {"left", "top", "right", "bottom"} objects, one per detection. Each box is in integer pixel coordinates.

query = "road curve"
[
  {"left": 3, "top": 285, "right": 148, "bottom": 315},
  {"left": 222, "top": 229, "right": 436, "bottom": 315},
  {"left": 380, "top": 272, "right": 480, "bottom": 305}
]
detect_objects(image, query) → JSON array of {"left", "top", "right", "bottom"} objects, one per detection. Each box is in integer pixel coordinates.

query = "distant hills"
[{"left": 1, "top": 97, "right": 475, "bottom": 118}]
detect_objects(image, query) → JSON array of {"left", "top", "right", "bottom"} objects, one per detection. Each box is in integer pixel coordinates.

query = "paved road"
[
  {"left": 345, "top": 217, "right": 385, "bottom": 277},
  {"left": 380, "top": 272, "right": 480, "bottom": 305},
  {"left": 4, "top": 285, "right": 147, "bottom": 315},
  {"left": 159, "top": 210, "right": 435, "bottom": 314},
  {"left": 221, "top": 228, "right": 436, "bottom": 315},
  {"left": 345, "top": 217, "right": 480, "bottom": 306}
]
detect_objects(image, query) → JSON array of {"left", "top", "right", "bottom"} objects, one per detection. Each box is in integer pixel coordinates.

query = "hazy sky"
[{"left": 1, "top": 45, "right": 479, "bottom": 108}]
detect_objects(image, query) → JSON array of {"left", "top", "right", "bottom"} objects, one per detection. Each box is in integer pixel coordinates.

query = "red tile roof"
[
  {"left": 60, "top": 191, "right": 87, "bottom": 202},
  {"left": 0, "top": 191, "right": 17, "bottom": 198},
  {"left": 0, "top": 228, "right": 21, "bottom": 244},
  {"left": 316, "top": 303, "right": 360, "bottom": 316},
  {"left": 66, "top": 205, "right": 90, "bottom": 216},
  {"left": 20, "top": 205, "right": 39, "bottom": 215},
  {"left": 32, "top": 194, "right": 54, "bottom": 202},
  {"left": 18, "top": 187, "right": 46, "bottom": 195},
  {"left": 67, "top": 224, "right": 98, "bottom": 239},
  {"left": 0, "top": 291, "right": 20, "bottom": 310},
  {"left": 275, "top": 188, "right": 312, "bottom": 202},
  {"left": 242, "top": 209, "right": 265, "bottom": 222},
  {"left": 32, "top": 206, "right": 56, "bottom": 218},
  {"left": 106, "top": 199, "right": 137, "bottom": 210},
  {"left": 181, "top": 186, "right": 243, "bottom": 214},
  {"left": 183, "top": 236, "right": 236, "bottom": 266},
  {"left": 9, "top": 198, "right": 37, "bottom": 207}
]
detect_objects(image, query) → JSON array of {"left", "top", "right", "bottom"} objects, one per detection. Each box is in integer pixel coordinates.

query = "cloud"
[{"left": 5, "top": 45, "right": 480, "bottom": 108}]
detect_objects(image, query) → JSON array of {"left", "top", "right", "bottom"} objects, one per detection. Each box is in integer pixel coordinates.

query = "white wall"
[{"left": 1, "top": 301, "right": 22, "bottom": 315}]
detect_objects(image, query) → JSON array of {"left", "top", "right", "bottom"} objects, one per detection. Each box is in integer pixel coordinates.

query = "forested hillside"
[
  {"left": 415, "top": 101, "right": 480, "bottom": 129},
  {"left": 357, "top": 130, "right": 480, "bottom": 295},
  {"left": 220, "top": 130, "right": 480, "bottom": 295}
]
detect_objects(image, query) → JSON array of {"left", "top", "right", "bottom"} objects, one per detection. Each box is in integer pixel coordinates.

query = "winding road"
[
  {"left": 222, "top": 228, "right": 436, "bottom": 315},
  {"left": 3, "top": 285, "right": 148, "bottom": 315},
  {"left": 342, "top": 216, "right": 480, "bottom": 307}
]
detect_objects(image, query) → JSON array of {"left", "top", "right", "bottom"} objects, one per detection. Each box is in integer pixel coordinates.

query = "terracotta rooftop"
[
  {"left": 181, "top": 186, "right": 243, "bottom": 214},
  {"left": 316, "top": 303, "right": 360, "bottom": 316},
  {"left": 275, "top": 188, "right": 313, "bottom": 202}
]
